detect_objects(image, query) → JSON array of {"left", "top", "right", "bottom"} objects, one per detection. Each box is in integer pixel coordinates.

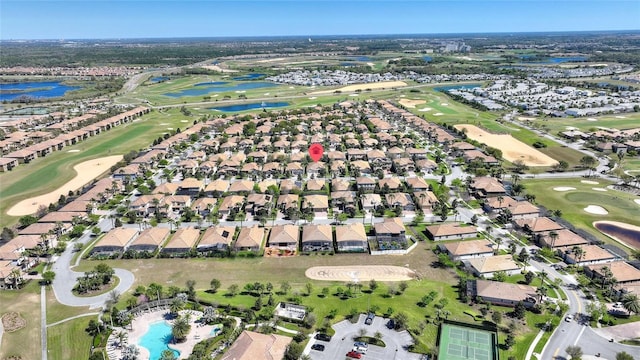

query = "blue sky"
[{"left": 1, "top": 1, "right": 639, "bottom": 40}]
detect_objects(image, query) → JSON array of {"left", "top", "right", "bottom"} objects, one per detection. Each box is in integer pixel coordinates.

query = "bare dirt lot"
[
  {"left": 398, "top": 99, "right": 426, "bottom": 108},
  {"left": 311, "top": 81, "right": 407, "bottom": 95},
  {"left": 7, "top": 155, "right": 123, "bottom": 216},
  {"left": 454, "top": 124, "right": 558, "bottom": 166},
  {"left": 1, "top": 312, "right": 26, "bottom": 332},
  {"left": 305, "top": 265, "right": 416, "bottom": 282}
]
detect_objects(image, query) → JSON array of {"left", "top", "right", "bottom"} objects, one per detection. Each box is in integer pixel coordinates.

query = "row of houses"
[
  {"left": 0, "top": 106, "right": 149, "bottom": 171},
  {"left": 91, "top": 218, "right": 407, "bottom": 257}
]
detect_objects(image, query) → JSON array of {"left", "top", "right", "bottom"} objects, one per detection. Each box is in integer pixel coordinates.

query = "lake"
[
  {"left": 423, "top": 56, "right": 432, "bottom": 62},
  {"left": 594, "top": 221, "right": 640, "bottom": 250},
  {"left": 150, "top": 76, "right": 168, "bottom": 83},
  {"left": 209, "top": 101, "right": 289, "bottom": 112},
  {"left": 232, "top": 73, "right": 266, "bottom": 81},
  {"left": 433, "top": 83, "right": 482, "bottom": 92},
  {"left": 164, "top": 82, "right": 277, "bottom": 97},
  {"left": 345, "top": 56, "right": 372, "bottom": 62},
  {"left": 0, "top": 81, "right": 80, "bottom": 101},
  {"left": 519, "top": 56, "right": 587, "bottom": 64}
]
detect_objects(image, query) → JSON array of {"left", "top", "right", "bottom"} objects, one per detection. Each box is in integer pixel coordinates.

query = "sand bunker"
[
  {"left": 587, "top": 118, "right": 598, "bottom": 121},
  {"left": 306, "top": 265, "right": 416, "bottom": 282},
  {"left": 201, "top": 64, "right": 238, "bottom": 73},
  {"left": 584, "top": 205, "right": 608, "bottom": 215},
  {"left": 441, "top": 103, "right": 449, "bottom": 106},
  {"left": 592, "top": 187, "right": 607, "bottom": 192},
  {"left": 455, "top": 124, "right": 558, "bottom": 166},
  {"left": 418, "top": 107, "right": 432, "bottom": 112},
  {"left": 7, "top": 155, "right": 123, "bottom": 216},
  {"left": 67, "top": 149, "right": 80, "bottom": 153},
  {"left": 518, "top": 116, "right": 536, "bottom": 121},
  {"left": 398, "top": 99, "right": 426, "bottom": 108},
  {"left": 311, "top": 81, "right": 407, "bottom": 94},
  {"left": 581, "top": 180, "right": 599, "bottom": 184},
  {"left": 635, "top": 199, "right": 640, "bottom": 205},
  {"left": 433, "top": 113, "right": 444, "bottom": 116},
  {"left": 308, "top": 97, "right": 317, "bottom": 99},
  {"left": 615, "top": 116, "right": 627, "bottom": 119},
  {"left": 554, "top": 187, "right": 576, "bottom": 192}
]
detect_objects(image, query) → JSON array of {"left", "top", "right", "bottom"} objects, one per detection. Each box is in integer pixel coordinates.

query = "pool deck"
[{"left": 109, "top": 309, "right": 219, "bottom": 360}]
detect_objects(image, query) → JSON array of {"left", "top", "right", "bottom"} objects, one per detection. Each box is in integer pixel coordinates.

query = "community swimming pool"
[{"left": 138, "top": 321, "right": 180, "bottom": 360}]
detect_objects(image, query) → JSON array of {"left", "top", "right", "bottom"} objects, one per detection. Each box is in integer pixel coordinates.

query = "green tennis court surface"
[{"left": 438, "top": 323, "right": 497, "bottom": 360}]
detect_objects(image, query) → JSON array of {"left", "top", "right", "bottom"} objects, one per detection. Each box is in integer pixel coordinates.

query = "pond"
[
  {"left": 433, "top": 83, "right": 483, "bottom": 92},
  {"left": 138, "top": 321, "right": 180, "bottom": 360},
  {"left": 164, "top": 82, "right": 277, "bottom": 97},
  {"left": 593, "top": 221, "right": 640, "bottom": 250},
  {"left": 0, "top": 81, "right": 80, "bottom": 101},
  {"left": 423, "top": 56, "right": 432, "bottom": 62},
  {"left": 232, "top": 73, "right": 266, "bottom": 81},
  {"left": 150, "top": 76, "right": 168, "bottom": 83},
  {"left": 209, "top": 101, "right": 289, "bottom": 112},
  {"left": 519, "top": 56, "right": 587, "bottom": 64},
  {"left": 345, "top": 56, "right": 372, "bottom": 62}
]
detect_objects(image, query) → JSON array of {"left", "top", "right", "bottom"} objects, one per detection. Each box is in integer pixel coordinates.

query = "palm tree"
[
  {"left": 171, "top": 316, "right": 190, "bottom": 343},
  {"left": 536, "top": 286, "right": 548, "bottom": 303},
  {"left": 169, "top": 298, "right": 184, "bottom": 315},
  {"left": 572, "top": 246, "right": 585, "bottom": 264},
  {"left": 548, "top": 231, "right": 559, "bottom": 248},
  {"left": 539, "top": 269, "right": 548, "bottom": 286},
  {"left": 494, "top": 237, "right": 502, "bottom": 255},
  {"left": 622, "top": 294, "right": 640, "bottom": 315}
]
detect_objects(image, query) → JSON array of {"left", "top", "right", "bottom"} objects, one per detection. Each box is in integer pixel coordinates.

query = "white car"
[{"left": 565, "top": 315, "right": 573, "bottom": 322}]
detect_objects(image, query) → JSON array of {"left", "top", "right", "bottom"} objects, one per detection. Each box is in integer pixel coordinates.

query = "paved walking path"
[
  {"left": 46, "top": 312, "right": 101, "bottom": 328},
  {"left": 41, "top": 287, "right": 47, "bottom": 360}
]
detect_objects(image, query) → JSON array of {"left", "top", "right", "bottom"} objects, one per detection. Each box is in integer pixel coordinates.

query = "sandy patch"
[
  {"left": 615, "top": 116, "right": 627, "bottom": 119},
  {"left": 592, "top": 187, "right": 607, "bottom": 192},
  {"left": 455, "top": 124, "right": 558, "bottom": 167},
  {"left": 310, "top": 81, "right": 407, "bottom": 95},
  {"left": 581, "top": 180, "right": 599, "bottom": 184},
  {"left": 433, "top": 113, "right": 444, "bottom": 116},
  {"left": 159, "top": 123, "right": 169, "bottom": 125},
  {"left": 308, "top": 97, "right": 317, "bottom": 100},
  {"left": 418, "top": 107, "right": 432, "bottom": 112},
  {"left": 565, "top": 126, "right": 578, "bottom": 130},
  {"left": 201, "top": 64, "right": 239, "bottom": 73},
  {"left": 305, "top": 265, "right": 416, "bottom": 282},
  {"left": 635, "top": 199, "right": 640, "bottom": 205},
  {"left": 167, "top": 128, "right": 174, "bottom": 130},
  {"left": 398, "top": 99, "right": 426, "bottom": 108},
  {"left": 67, "top": 149, "right": 80, "bottom": 153},
  {"left": 441, "top": 103, "right": 449, "bottom": 106},
  {"left": 235, "top": 90, "right": 246, "bottom": 93},
  {"left": 584, "top": 205, "right": 608, "bottom": 215},
  {"left": 289, "top": 86, "right": 295, "bottom": 89},
  {"left": 263, "top": 93, "right": 270, "bottom": 96},
  {"left": 518, "top": 116, "right": 536, "bottom": 121},
  {"left": 7, "top": 155, "right": 123, "bottom": 216},
  {"left": 180, "top": 120, "right": 188, "bottom": 123},
  {"left": 587, "top": 118, "right": 598, "bottom": 121},
  {"left": 553, "top": 186, "right": 576, "bottom": 192},
  {"left": 367, "top": 62, "right": 375, "bottom": 67}
]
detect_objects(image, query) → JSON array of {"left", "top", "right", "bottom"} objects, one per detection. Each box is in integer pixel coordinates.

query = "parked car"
[
  {"left": 315, "top": 333, "right": 332, "bottom": 342},
  {"left": 365, "top": 312, "right": 375, "bottom": 325},
  {"left": 353, "top": 346, "right": 368, "bottom": 354},
  {"left": 565, "top": 315, "right": 573, "bottom": 322},
  {"left": 311, "top": 344, "right": 325, "bottom": 351},
  {"left": 354, "top": 342, "right": 368, "bottom": 349},
  {"left": 346, "top": 351, "right": 362, "bottom": 359},
  {"left": 386, "top": 319, "right": 395, "bottom": 329}
]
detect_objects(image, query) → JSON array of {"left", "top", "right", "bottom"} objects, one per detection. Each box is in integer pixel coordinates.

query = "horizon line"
[{"left": 2, "top": 29, "right": 639, "bottom": 42}]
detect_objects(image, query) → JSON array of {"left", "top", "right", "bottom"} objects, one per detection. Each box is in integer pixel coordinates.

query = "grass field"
[
  {"left": 47, "top": 317, "right": 94, "bottom": 360},
  {"left": 0, "top": 108, "right": 189, "bottom": 228},
  {"left": 527, "top": 113, "right": 640, "bottom": 134},
  {"left": 46, "top": 286, "right": 92, "bottom": 324},
  {"left": 397, "top": 88, "right": 586, "bottom": 168},
  {"left": 0, "top": 282, "right": 41, "bottom": 360},
  {"left": 522, "top": 178, "right": 640, "bottom": 248}
]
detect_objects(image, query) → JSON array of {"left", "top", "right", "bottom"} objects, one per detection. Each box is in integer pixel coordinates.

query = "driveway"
[{"left": 307, "top": 314, "right": 423, "bottom": 360}]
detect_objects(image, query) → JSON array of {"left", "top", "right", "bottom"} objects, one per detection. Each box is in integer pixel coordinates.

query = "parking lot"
[{"left": 305, "top": 314, "right": 423, "bottom": 360}]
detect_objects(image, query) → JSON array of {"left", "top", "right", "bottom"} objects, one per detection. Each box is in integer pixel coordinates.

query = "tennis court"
[{"left": 437, "top": 323, "right": 497, "bottom": 360}]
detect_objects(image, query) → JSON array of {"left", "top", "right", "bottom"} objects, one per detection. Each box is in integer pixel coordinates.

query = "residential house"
[
  {"left": 415, "top": 159, "right": 437, "bottom": 173},
  {"left": 301, "top": 224, "right": 333, "bottom": 252},
  {"left": 564, "top": 245, "right": 617, "bottom": 265},
  {"left": 467, "top": 255, "right": 521, "bottom": 278},
  {"left": 385, "top": 193, "right": 415, "bottom": 211},
  {"left": 220, "top": 331, "right": 291, "bottom": 360},
  {"left": 197, "top": 226, "right": 235, "bottom": 253},
  {"left": 162, "top": 227, "right": 200, "bottom": 256},
  {"left": 234, "top": 226, "right": 265, "bottom": 252},
  {"left": 377, "top": 177, "right": 403, "bottom": 192},
  {"left": 439, "top": 239, "right": 495, "bottom": 261},
  {"left": 0, "top": 158, "right": 18, "bottom": 172},
  {"left": 414, "top": 191, "right": 438, "bottom": 212},
  {"left": 426, "top": 222, "right": 478, "bottom": 241},
  {"left": 468, "top": 279, "right": 538, "bottom": 308},
  {"left": 190, "top": 198, "right": 218, "bottom": 217},
  {"left": 302, "top": 195, "right": 329, "bottom": 213},
  {"left": 335, "top": 223, "right": 368, "bottom": 253},
  {"left": 204, "top": 179, "right": 230, "bottom": 196},
  {"left": 514, "top": 217, "right": 564, "bottom": 236},
  {"left": 228, "top": 180, "right": 255, "bottom": 194},
  {"left": 470, "top": 177, "right": 506, "bottom": 198},
  {"left": 374, "top": 218, "right": 406, "bottom": 250},
  {"left": 538, "top": 229, "right": 588, "bottom": 249},
  {"left": 245, "top": 193, "right": 273, "bottom": 216},
  {"left": 305, "top": 179, "right": 326, "bottom": 192},
  {"left": 586, "top": 261, "right": 640, "bottom": 286},
  {"left": 356, "top": 177, "right": 376, "bottom": 192},
  {"left": 405, "top": 177, "right": 429, "bottom": 192},
  {"left": 91, "top": 228, "right": 138, "bottom": 255},
  {"left": 277, "top": 194, "right": 299, "bottom": 213},
  {"left": 360, "top": 193, "right": 382, "bottom": 211},
  {"left": 128, "top": 227, "right": 170, "bottom": 253},
  {"left": 267, "top": 225, "right": 299, "bottom": 250},
  {"left": 218, "top": 195, "right": 245, "bottom": 216}
]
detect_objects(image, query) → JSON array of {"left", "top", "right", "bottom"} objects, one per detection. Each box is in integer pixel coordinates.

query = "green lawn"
[
  {"left": 46, "top": 286, "right": 93, "bottom": 324},
  {"left": 526, "top": 113, "right": 640, "bottom": 134},
  {"left": 522, "top": 178, "right": 640, "bottom": 250},
  {"left": 0, "top": 282, "right": 41, "bottom": 360},
  {"left": 47, "top": 317, "right": 94, "bottom": 360},
  {"left": 0, "top": 108, "right": 189, "bottom": 228}
]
